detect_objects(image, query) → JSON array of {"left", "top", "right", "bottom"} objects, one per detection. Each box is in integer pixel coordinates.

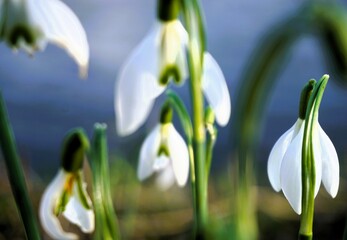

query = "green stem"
[
  {"left": 181, "top": 0, "right": 208, "bottom": 236},
  {"left": 90, "top": 123, "right": 120, "bottom": 240},
  {"left": 300, "top": 75, "right": 329, "bottom": 238},
  {"left": 205, "top": 125, "right": 216, "bottom": 183},
  {"left": 298, "top": 235, "right": 313, "bottom": 240},
  {"left": 0, "top": 91, "right": 41, "bottom": 240},
  {"left": 191, "top": 0, "right": 206, "bottom": 59},
  {"left": 299, "top": 140, "right": 315, "bottom": 239},
  {"left": 164, "top": 90, "right": 197, "bottom": 234},
  {"left": 231, "top": 14, "right": 304, "bottom": 240}
]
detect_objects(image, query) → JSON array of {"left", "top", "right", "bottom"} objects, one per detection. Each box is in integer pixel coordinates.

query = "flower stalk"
[
  {"left": 115, "top": 0, "right": 230, "bottom": 236},
  {"left": 0, "top": 91, "right": 41, "bottom": 240},
  {"left": 205, "top": 107, "right": 217, "bottom": 182},
  {"left": 164, "top": 90, "right": 197, "bottom": 231},
  {"left": 90, "top": 123, "right": 120, "bottom": 240},
  {"left": 299, "top": 75, "right": 329, "bottom": 239},
  {"left": 181, "top": 0, "right": 208, "bottom": 236}
]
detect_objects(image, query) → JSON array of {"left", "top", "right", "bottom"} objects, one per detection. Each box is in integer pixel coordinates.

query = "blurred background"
[{"left": 0, "top": 0, "right": 347, "bottom": 239}]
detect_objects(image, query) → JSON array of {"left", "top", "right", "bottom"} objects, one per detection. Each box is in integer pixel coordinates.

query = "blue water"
[{"left": 0, "top": 0, "right": 346, "bottom": 177}]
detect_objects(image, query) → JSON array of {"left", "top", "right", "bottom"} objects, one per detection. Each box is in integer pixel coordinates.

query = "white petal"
[
  {"left": 280, "top": 123, "right": 305, "bottom": 215},
  {"left": 28, "top": 0, "right": 89, "bottom": 77},
  {"left": 63, "top": 195, "right": 94, "bottom": 233},
  {"left": 201, "top": 52, "right": 231, "bottom": 126},
  {"left": 153, "top": 155, "right": 170, "bottom": 171},
  {"left": 318, "top": 124, "right": 339, "bottom": 197},
  {"left": 312, "top": 126, "right": 322, "bottom": 197},
  {"left": 138, "top": 125, "right": 161, "bottom": 181},
  {"left": 155, "top": 165, "right": 176, "bottom": 190},
  {"left": 115, "top": 25, "right": 165, "bottom": 136},
  {"left": 167, "top": 124, "right": 189, "bottom": 186},
  {"left": 39, "top": 170, "right": 78, "bottom": 240},
  {"left": 267, "top": 120, "right": 301, "bottom": 192}
]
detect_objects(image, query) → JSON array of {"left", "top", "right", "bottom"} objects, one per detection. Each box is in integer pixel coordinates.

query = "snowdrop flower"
[
  {"left": 0, "top": 0, "right": 89, "bottom": 77},
  {"left": 40, "top": 170, "right": 94, "bottom": 239},
  {"left": 115, "top": 0, "right": 230, "bottom": 136},
  {"left": 39, "top": 129, "right": 94, "bottom": 239},
  {"left": 138, "top": 122, "right": 189, "bottom": 190},
  {"left": 267, "top": 83, "right": 339, "bottom": 214}
]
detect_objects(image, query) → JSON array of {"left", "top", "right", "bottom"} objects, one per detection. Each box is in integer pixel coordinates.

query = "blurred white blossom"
[
  {"left": 39, "top": 169, "right": 94, "bottom": 239},
  {"left": 0, "top": 0, "right": 89, "bottom": 77},
  {"left": 115, "top": 19, "right": 230, "bottom": 136},
  {"left": 138, "top": 123, "right": 189, "bottom": 190}
]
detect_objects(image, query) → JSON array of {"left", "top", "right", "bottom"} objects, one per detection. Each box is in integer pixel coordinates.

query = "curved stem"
[
  {"left": 164, "top": 90, "right": 197, "bottom": 233},
  {"left": 231, "top": 15, "right": 304, "bottom": 240},
  {"left": 300, "top": 75, "right": 329, "bottom": 239}
]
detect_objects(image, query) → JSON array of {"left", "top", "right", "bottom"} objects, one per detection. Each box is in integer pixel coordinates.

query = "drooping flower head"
[
  {"left": 137, "top": 105, "right": 189, "bottom": 190},
  {"left": 0, "top": 0, "right": 89, "bottom": 77},
  {"left": 115, "top": 0, "right": 230, "bottom": 136},
  {"left": 267, "top": 76, "right": 339, "bottom": 214},
  {"left": 39, "top": 129, "right": 94, "bottom": 239}
]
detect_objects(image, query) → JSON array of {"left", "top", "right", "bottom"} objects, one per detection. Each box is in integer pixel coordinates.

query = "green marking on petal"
[
  {"left": 157, "top": 144, "right": 170, "bottom": 157},
  {"left": 9, "top": 24, "right": 35, "bottom": 46},
  {"left": 75, "top": 172, "right": 92, "bottom": 210},
  {"left": 159, "top": 65, "right": 182, "bottom": 85}
]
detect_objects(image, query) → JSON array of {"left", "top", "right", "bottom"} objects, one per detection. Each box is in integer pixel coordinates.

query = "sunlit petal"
[
  {"left": 201, "top": 52, "right": 231, "bottom": 126},
  {"left": 115, "top": 25, "right": 165, "bottom": 136},
  {"left": 138, "top": 125, "right": 161, "bottom": 181},
  {"left": 28, "top": 0, "right": 89, "bottom": 77},
  {"left": 318, "top": 124, "right": 339, "bottom": 197},
  {"left": 39, "top": 170, "right": 78, "bottom": 240},
  {"left": 267, "top": 120, "right": 299, "bottom": 192},
  {"left": 167, "top": 124, "right": 189, "bottom": 186},
  {"left": 63, "top": 195, "right": 94, "bottom": 233},
  {"left": 280, "top": 124, "right": 305, "bottom": 215}
]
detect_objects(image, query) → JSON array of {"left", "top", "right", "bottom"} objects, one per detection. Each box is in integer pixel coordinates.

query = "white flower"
[
  {"left": 267, "top": 118, "right": 339, "bottom": 214},
  {"left": 115, "top": 19, "right": 231, "bottom": 136},
  {"left": 0, "top": 0, "right": 89, "bottom": 77},
  {"left": 39, "top": 169, "right": 94, "bottom": 240},
  {"left": 137, "top": 123, "right": 189, "bottom": 190}
]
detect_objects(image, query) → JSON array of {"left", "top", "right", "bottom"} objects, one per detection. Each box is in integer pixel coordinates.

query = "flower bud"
[
  {"left": 61, "top": 128, "right": 90, "bottom": 173},
  {"left": 157, "top": 0, "right": 181, "bottom": 22},
  {"left": 160, "top": 103, "right": 173, "bottom": 124}
]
